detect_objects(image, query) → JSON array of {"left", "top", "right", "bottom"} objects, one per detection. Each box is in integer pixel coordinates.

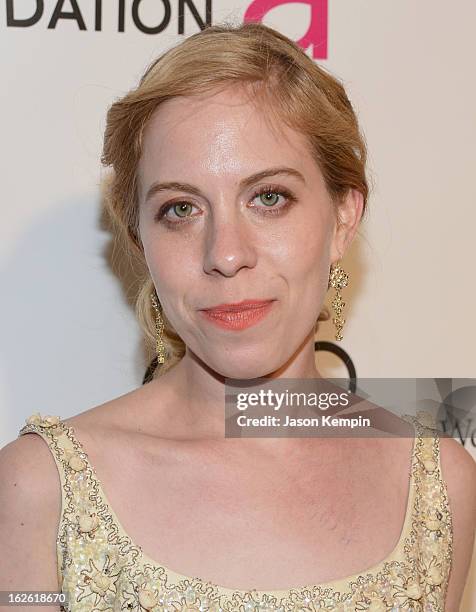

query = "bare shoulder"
[
  {"left": 0, "top": 432, "right": 61, "bottom": 507},
  {"left": 438, "top": 435, "right": 476, "bottom": 611},
  {"left": 0, "top": 433, "right": 62, "bottom": 597},
  {"left": 439, "top": 434, "right": 476, "bottom": 526}
]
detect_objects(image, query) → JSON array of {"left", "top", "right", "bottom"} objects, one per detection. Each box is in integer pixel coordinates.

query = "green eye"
[
  {"left": 259, "top": 192, "right": 280, "bottom": 207},
  {"left": 154, "top": 200, "right": 200, "bottom": 225},
  {"left": 173, "top": 203, "right": 193, "bottom": 217}
]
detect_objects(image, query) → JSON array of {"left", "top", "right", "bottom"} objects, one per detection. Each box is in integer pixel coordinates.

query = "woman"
[{"left": 1, "top": 21, "right": 475, "bottom": 612}]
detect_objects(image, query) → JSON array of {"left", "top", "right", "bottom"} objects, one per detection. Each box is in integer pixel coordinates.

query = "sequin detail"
[{"left": 18, "top": 410, "right": 453, "bottom": 611}]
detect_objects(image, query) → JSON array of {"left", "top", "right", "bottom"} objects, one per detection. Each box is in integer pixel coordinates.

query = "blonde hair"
[{"left": 101, "top": 21, "right": 369, "bottom": 377}]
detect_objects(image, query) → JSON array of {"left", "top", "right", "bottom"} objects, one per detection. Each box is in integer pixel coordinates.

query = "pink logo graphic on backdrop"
[{"left": 243, "top": 0, "right": 328, "bottom": 59}]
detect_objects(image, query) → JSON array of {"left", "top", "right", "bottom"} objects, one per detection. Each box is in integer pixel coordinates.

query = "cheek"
[
  {"left": 143, "top": 235, "right": 199, "bottom": 316},
  {"left": 264, "top": 221, "right": 331, "bottom": 321},
  {"left": 265, "top": 219, "right": 329, "bottom": 279}
]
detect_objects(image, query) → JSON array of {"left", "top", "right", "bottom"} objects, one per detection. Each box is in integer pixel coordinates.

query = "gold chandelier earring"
[
  {"left": 328, "top": 261, "right": 349, "bottom": 341},
  {"left": 150, "top": 291, "right": 166, "bottom": 364}
]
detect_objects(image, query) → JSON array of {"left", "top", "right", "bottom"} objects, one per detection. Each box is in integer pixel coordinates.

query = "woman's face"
[{"left": 137, "top": 87, "right": 360, "bottom": 379}]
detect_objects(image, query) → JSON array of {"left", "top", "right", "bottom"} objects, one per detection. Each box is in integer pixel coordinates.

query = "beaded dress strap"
[
  {"left": 403, "top": 410, "right": 454, "bottom": 604},
  {"left": 18, "top": 413, "right": 79, "bottom": 592}
]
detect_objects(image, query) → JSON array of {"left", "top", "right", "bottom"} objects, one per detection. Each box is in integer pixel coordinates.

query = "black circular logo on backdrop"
[{"left": 314, "top": 341, "right": 357, "bottom": 393}]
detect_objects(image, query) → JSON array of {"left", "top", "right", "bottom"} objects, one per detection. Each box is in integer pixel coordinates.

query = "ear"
[{"left": 330, "top": 189, "right": 364, "bottom": 263}]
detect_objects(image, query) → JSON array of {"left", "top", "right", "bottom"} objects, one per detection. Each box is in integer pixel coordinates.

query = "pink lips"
[{"left": 199, "top": 299, "right": 275, "bottom": 330}]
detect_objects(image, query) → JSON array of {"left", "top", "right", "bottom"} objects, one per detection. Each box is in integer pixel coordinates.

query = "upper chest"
[{"left": 70, "top": 424, "right": 414, "bottom": 589}]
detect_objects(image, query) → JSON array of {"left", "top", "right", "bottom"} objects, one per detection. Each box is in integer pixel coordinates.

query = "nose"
[{"left": 202, "top": 212, "right": 257, "bottom": 277}]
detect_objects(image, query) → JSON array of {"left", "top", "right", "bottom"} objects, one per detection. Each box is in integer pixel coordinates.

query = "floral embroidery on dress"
[
  {"left": 18, "top": 410, "right": 453, "bottom": 612},
  {"left": 76, "top": 553, "right": 122, "bottom": 606}
]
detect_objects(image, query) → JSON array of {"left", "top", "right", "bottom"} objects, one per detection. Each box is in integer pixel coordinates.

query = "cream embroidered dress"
[{"left": 18, "top": 411, "right": 452, "bottom": 612}]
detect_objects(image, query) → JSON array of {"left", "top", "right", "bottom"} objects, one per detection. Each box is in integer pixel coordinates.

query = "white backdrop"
[{"left": 1, "top": 0, "right": 475, "bottom": 607}]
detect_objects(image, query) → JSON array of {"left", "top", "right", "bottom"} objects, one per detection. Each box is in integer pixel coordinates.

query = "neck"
[{"left": 147, "top": 330, "right": 326, "bottom": 443}]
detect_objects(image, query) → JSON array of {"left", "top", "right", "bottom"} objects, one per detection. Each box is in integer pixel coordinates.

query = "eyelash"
[{"left": 154, "top": 184, "right": 297, "bottom": 227}]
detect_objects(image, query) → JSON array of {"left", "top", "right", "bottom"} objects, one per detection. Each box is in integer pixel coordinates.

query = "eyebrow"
[{"left": 144, "top": 166, "right": 306, "bottom": 204}]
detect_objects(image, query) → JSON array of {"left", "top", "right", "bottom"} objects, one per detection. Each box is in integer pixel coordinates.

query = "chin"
[
  {"left": 189, "top": 341, "right": 285, "bottom": 380},
  {"left": 211, "top": 354, "right": 284, "bottom": 381}
]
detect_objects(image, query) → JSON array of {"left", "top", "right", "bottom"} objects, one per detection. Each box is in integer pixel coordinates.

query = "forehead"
[{"left": 138, "top": 87, "right": 323, "bottom": 190}]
